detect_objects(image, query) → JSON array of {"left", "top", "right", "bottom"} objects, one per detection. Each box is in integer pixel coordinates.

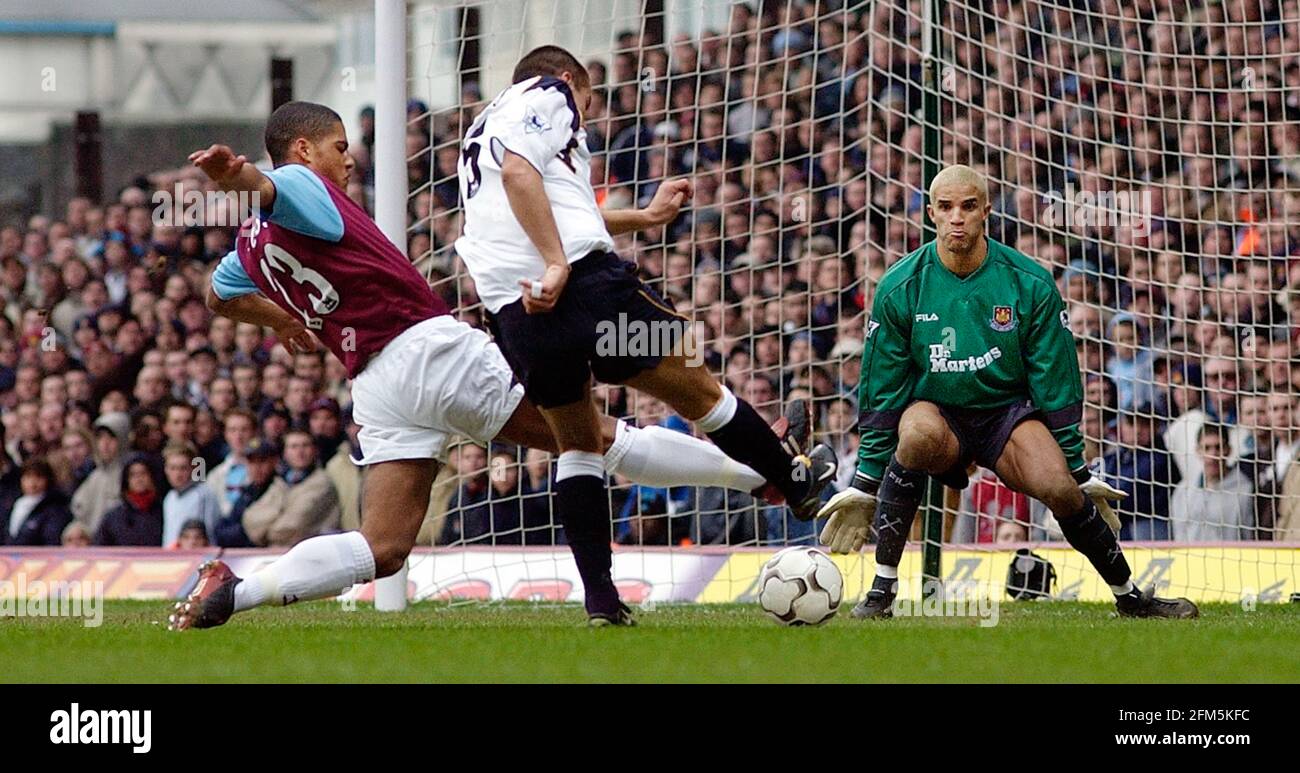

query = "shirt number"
[
  {"left": 460, "top": 118, "right": 486, "bottom": 200},
  {"left": 259, "top": 244, "right": 339, "bottom": 330}
]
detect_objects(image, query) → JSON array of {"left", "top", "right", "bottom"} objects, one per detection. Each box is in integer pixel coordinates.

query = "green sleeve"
[
  {"left": 1024, "top": 282, "right": 1086, "bottom": 474},
  {"left": 855, "top": 288, "right": 917, "bottom": 482}
]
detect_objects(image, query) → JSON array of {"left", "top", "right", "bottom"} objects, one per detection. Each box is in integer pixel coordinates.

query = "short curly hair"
[{"left": 264, "top": 101, "right": 343, "bottom": 167}]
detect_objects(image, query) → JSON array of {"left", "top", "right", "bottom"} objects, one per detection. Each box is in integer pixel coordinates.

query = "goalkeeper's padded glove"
[
  {"left": 817, "top": 472, "right": 879, "bottom": 554},
  {"left": 1072, "top": 466, "right": 1125, "bottom": 534}
]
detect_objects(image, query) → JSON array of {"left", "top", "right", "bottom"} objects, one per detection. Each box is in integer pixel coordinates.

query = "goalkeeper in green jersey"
[{"left": 820, "top": 165, "right": 1197, "bottom": 619}]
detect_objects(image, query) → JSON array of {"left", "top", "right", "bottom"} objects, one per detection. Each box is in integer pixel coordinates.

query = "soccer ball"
[{"left": 757, "top": 546, "right": 843, "bottom": 626}]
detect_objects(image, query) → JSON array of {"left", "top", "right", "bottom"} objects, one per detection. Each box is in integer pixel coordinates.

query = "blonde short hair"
[{"left": 928, "top": 164, "right": 989, "bottom": 205}]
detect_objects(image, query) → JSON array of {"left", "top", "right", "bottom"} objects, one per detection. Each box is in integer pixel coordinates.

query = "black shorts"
[
  {"left": 488, "top": 250, "right": 688, "bottom": 409},
  {"left": 934, "top": 399, "right": 1041, "bottom": 486}
]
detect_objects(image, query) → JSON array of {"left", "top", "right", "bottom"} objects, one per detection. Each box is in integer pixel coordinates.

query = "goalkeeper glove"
[
  {"left": 1073, "top": 467, "right": 1125, "bottom": 534},
  {"left": 817, "top": 472, "right": 879, "bottom": 554}
]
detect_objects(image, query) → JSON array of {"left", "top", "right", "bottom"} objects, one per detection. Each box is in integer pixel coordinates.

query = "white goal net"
[{"left": 385, "top": 0, "right": 1299, "bottom": 607}]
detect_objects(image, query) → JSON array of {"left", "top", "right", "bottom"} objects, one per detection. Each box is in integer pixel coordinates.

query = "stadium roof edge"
[
  {"left": 0, "top": 20, "right": 116, "bottom": 36},
  {"left": 0, "top": 0, "right": 319, "bottom": 25}
]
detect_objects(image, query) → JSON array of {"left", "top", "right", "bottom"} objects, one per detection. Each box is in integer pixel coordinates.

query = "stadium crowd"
[{"left": 3, "top": 0, "right": 1300, "bottom": 551}]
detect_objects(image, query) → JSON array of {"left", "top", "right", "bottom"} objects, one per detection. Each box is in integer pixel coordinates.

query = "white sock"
[
  {"left": 233, "top": 531, "right": 376, "bottom": 612},
  {"left": 607, "top": 421, "right": 766, "bottom": 492},
  {"left": 693, "top": 386, "right": 738, "bottom": 433},
  {"left": 876, "top": 565, "right": 899, "bottom": 580},
  {"left": 1110, "top": 580, "right": 1136, "bottom": 596}
]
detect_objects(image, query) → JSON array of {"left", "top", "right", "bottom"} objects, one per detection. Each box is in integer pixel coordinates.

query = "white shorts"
[{"left": 350, "top": 315, "right": 525, "bottom": 465}]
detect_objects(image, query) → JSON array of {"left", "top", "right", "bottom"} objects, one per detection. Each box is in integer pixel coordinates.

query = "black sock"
[
  {"left": 705, "top": 398, "right": 810, "bottom": 504},
  {"left": 555, "top": 474, "right": 619, "bottom": 614},
  {"left": 869, "top": 574, "right": 897, "bottom": 596},
  {"left": 874, "top": 456, "right": 926, "bottom": 569},
  {"left": 1058, "top": 499, "right": 1132, "bottom": 588}
]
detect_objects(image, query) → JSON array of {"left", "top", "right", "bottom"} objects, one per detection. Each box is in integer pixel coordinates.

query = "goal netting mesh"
[{"left": 392, "top": 0, "right": 1300, "bottom": 607}]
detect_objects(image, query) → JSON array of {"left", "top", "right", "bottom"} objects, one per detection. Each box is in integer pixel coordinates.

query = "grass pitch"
[{"left": 2, "top": 601, "right": 1296, "bottom": 683}]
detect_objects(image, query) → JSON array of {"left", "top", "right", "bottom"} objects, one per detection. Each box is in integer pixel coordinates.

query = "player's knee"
[
  {"left": 1044, "top": 482, "right": 1085, "bottom": 519},
  {"left": 896, "top": 419, "right": 951, "bottom": 472}
]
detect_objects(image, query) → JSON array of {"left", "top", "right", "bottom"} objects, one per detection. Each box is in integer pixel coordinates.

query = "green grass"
[{"left": 3, "top": 601, "right": 1297, "bottom": 683}]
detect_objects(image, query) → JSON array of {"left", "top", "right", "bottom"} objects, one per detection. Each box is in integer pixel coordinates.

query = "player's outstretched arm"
[
  {"left": 189, "top": 144, "right": 277, "bottom": 209},
  {"left": 1023, "top": 287, "right": 1088, "bottom": 473},
  {"left": 1023, "top": 284, "right": 1124, "bottom": 531},
  {"left": 851, "top": 289, "right": 917, "bottom": 486},
  {"left": 204, "top": 273, "right": 317, "bottom": 355},
  {"left": 818, "top": 287, "right": 915, "bottom": 552},
  {"left": 601, "top": 179, "right": 693, "bottom": 235}
]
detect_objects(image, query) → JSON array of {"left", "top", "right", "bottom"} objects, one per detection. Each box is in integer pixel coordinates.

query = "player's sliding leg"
[
  {"left": 535, "top": 388, "right": 632, "bottom": 627},
  {"left": 603, "top": 419, "right": 769, "bottom": 491},
  {"left": 853, "top": 401, "right": 962, "bottom": 619},
  {"left": 995, "top": 420, "right": 1197, "bottom": 618},
  {"left": 497, "top": 398, "right": 768, "bottom": 494},
  {"left": 623, "top": 352, "right": 837, "bottom": 519},
  {"left": 168, "top": 459, "right": 434, "bottom": 630}
]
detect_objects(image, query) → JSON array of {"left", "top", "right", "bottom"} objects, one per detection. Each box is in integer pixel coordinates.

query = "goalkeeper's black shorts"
[{"left": 933, "top": 398, "right": 1041, "bottom": 485}]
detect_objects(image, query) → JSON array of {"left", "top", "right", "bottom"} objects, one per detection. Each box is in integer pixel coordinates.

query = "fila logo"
[
  {"left": 886, "top": 469, "right": 916, "bottom": 489},
  {"left": 915, "top": 313, "right": 939, "bottom": 322}
]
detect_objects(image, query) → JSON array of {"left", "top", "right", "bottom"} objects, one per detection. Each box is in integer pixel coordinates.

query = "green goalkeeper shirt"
[{"left": 855, "top": 237, "right": 1085, "bottom": 482}]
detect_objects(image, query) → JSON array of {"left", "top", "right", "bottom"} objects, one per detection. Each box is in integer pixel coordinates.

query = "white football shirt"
[{"left": 454, "top": 76, "right": 614, "bottom": 314}]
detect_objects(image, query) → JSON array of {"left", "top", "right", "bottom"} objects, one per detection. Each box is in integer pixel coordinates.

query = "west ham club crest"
[{"left": 990, "top": 305, "right": 1016, "bottom": 332}]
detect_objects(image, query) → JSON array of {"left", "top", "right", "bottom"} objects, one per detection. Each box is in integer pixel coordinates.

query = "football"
[{"left": 757, "top": 546, "right": 843, "bottom": 626}]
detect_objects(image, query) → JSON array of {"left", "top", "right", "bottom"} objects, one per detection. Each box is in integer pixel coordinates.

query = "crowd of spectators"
[{"left": 5, "top": 0, "right": 1300, "bottom": 551}]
